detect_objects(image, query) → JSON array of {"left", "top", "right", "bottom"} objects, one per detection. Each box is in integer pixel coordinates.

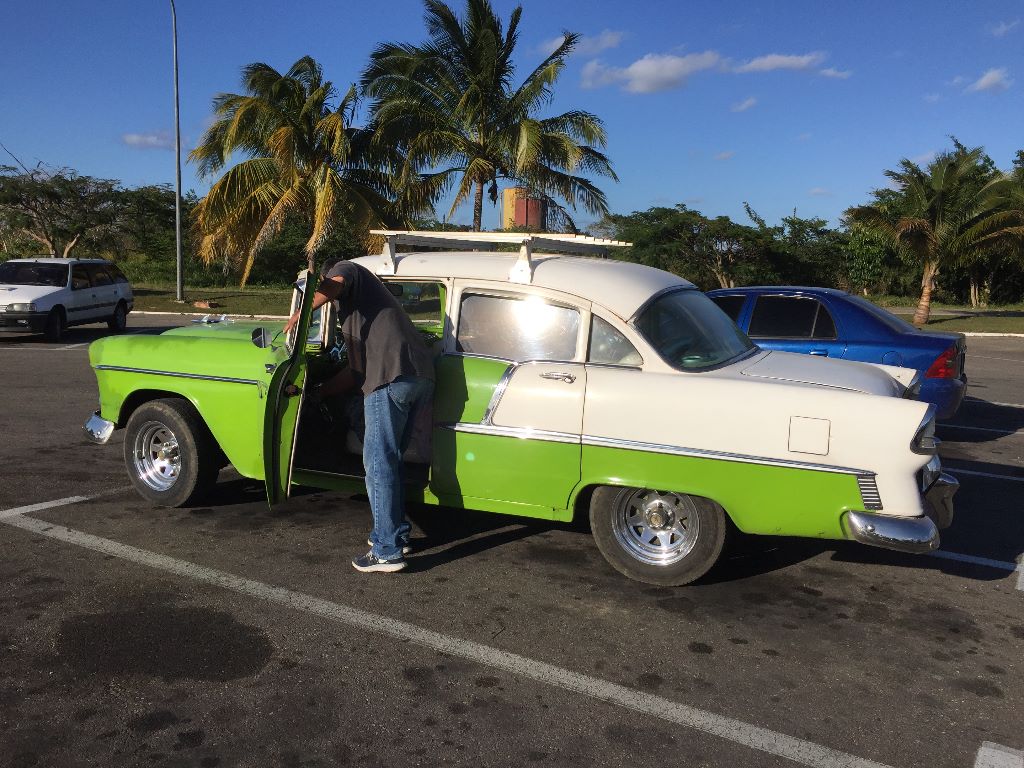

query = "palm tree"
[
  {"left": 362, "top": 0, "right": 616, "bottom": 232},
  {"left": 847, "top": 146, "right": 1022, "bottom": 324},
  {"left": 190, "top": 56, "right": 400, "bottom": 285}
]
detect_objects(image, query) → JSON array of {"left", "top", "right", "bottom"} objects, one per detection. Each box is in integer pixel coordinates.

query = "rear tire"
[
  {"left": 43, "top": 308, "right": 63, "bottom": 343},
  {"left": 107, "top": 301, "right": 127, "bottom": 332},
  {"left": 123, "top": 398, "right": 219, "bottom": 507},
  {"left": 589, "top": 486, "right": 726, "bottom": 586}
]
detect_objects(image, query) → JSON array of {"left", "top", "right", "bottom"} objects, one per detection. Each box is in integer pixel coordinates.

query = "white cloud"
[
  {"left": 923, "top": 93, "right": 941, "bottom": 103},
  {"left": 808, "top": 187, "right": 831, "bottom": 197},
  {"left": 734, "top": 52, "right": 825, "bottom": 73},
  {"left": 991, "top": 19, "right": 1019, "bottom": 37},
  {"left": 541, "top": 29, "right": 624, "bottom": 57},
  {"left": 819, "top": 67, "right": 852, "bottom": 79},
  {"left": 714, "top": 150, "right": 735, "bottom": 160},
  {"left": 949, "top": 75, "right": 967, "bottom": 86},
  {"left": 966, "top": 67, "right": 1012, "bottom": 92},
  {"left": 121, "top": 131, "right": 174, "bottom": 150},
  {"left": 582, "top": 51, "right": 722, "bottom": 93},
  {"left": 731, "top": 96, "right": 758, "bottom": 112}
]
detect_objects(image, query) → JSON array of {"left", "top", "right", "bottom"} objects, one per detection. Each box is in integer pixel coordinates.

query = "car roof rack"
[{"left": 369, "top": 229, "right": 632, "bottom": 284}]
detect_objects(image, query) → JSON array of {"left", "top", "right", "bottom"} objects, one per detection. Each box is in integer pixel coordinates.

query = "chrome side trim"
[
  {"left": 856, "top": 474, "right": 883, "bottom": 510},
  {"left": 842, "top": 511, "right": 939, "bottom": 554},
  {"left": 481, "top": 362, "right": 520, "bottom": 426},
  {"left": 581, "top": 434, "right": 867, "bottom": 475},
  {"left": 94, "top": 365, "right": 260, "bottom": 387},
  {"left": 84, "top": 411, "right": 115, "bottom": 444},
  {"left": 444, "top": 422, "right": 581, "bottom": 445}
]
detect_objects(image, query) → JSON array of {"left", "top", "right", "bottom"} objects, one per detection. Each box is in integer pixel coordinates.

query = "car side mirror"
[{"left": 251, "top": 327, "right": 271, "bottom": 348}]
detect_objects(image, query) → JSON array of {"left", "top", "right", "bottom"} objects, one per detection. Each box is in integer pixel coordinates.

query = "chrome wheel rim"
[
  {"left": 612, "top": 489, "right": 699, "bottom": 566},
  {"left": 133, "top": 421, "right": 181, "bottom": 491}
]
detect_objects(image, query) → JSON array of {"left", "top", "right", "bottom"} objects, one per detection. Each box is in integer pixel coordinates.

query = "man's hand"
[{"left": 283, "top": 311, "right": 300, "bottom": 336}]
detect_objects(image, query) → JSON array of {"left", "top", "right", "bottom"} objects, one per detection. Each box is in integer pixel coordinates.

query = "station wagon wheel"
[
  {"left": 107, "top": 301, "right": 127, "bottom": 333},
  {"left": 590, "top": 486, "right": 726, "bottom": 586},
  {"left": 123, "top": 398, "right": 220, "bottom": 507}
]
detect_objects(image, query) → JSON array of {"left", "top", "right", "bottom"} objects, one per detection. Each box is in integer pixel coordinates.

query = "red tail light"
[{"left": 925, "top": 346, "right": 958, "bottom": 379}]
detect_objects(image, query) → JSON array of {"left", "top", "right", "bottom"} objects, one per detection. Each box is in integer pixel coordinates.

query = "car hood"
[
  {"left": 741, "top": 350, "right": 902, "bottom": 396},
  {"left": 0, "top": 284, "right": 63, "bottom": 303},
  {"left": 159, "top": 319, "right": 283, "bottom": 342}
]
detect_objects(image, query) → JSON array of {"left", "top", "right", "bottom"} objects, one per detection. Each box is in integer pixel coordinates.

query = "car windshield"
[
  {"left": 0, "top": 262, "right": 69, "bottom": 287},
  {"left": 846, "top": 295, "right": 919, "bottom": 333},
  {"left": 635, "top": 288, "right": 755, "bottom": 371}
]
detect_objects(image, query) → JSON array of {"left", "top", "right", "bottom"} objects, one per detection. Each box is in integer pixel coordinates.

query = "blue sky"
[{"left": 1, "top": 0, "right": 1022, "bottom": 230}]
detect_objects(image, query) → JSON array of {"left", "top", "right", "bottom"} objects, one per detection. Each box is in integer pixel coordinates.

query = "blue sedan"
[{"left": 706, "top": 287, "right": 967, "bottom": 418}]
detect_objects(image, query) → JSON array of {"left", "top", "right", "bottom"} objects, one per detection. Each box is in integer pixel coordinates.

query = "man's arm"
[{"left": 283, "top": 275, "right": 344, "bottom": 335}]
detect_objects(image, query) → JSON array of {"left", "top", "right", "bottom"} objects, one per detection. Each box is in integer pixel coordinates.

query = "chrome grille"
[{"left": 857, "top": 474, "right": 883, "bottom": 510}]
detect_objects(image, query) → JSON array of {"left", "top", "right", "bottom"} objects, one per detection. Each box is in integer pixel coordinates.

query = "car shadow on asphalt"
[{"left": 939, "top": 401, "right": 1024, "bottom": 444}]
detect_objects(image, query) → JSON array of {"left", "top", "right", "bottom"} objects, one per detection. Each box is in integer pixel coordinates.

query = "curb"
[
  {"left": 132, "top": 310, "right": 288, "bottom": 320},
  {"left": 961, "top": 332, "right": 1024, "bottom": 338}
]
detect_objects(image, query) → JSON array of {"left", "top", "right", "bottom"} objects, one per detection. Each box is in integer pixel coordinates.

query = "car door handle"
[
  {"left": 809, "top": 349, "right": 828, "bottom": 357},
  {"left": 540, "top": 371, "right": 576, "bottom": 383}
]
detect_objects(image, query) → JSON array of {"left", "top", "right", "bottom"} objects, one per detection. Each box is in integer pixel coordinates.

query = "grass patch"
[
  {"left": 132, "top": 285, "right": 293, "bottom": 316},
  {"left": 893, "top": 313, "right": 1024, "bottom": 333}
]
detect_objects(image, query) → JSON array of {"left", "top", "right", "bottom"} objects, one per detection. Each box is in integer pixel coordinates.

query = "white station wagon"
[
  {"left": 84, "top": 231, "right": 956, "bottom": 586},
  {"left": 0, "top": 257, "right": 133, "bottom": 342}
]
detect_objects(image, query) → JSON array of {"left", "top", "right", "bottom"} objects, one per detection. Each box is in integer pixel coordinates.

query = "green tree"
[
  {"left": 362, "top": 0, "right": 616, "bottom": 231},
  {"left": 0, "top": 164, "right": 120, "bottom": 258},
  {"left": 846, "top": 145, "right": 1022, "bottom": 324},
  {"left": 190, "top": 56, "right": 402, "bottom": 285}
]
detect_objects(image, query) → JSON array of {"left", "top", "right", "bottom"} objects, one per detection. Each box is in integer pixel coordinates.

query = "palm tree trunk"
[
  {"left": 912, "top": 263, "right": 937, "bottom": 326},
  {"left": 473, "top": 182, "right": 484, "bottom": 231}
]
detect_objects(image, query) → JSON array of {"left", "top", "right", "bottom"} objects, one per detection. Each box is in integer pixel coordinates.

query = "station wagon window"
[
  {"left": 71, "top": 265, "right": 91, "bottom": 290},
  {"left": 0, "top": 262, "right": 68, "bottom": 287},
  {"left": 107, "top": 264, "right": 130, "bottom": 284},
  {"left": 86, "top": 265, "right": 113, "bottom": 287},
  {"left": 457, "top": 292, "right": 579, "bottom": 361},
  {"left": 588, "top": 316, "right": 643, "bottom": 367},
  {"left": 709, "top": 294, "right": 746, "bottom": 322},
  {"left": 634, "top": 288, "right": 754, "bottom": 371},
  {"left": 748, "top": 296, "right": 837, "bottom": 339}
]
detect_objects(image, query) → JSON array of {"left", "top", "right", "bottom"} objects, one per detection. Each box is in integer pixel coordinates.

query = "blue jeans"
[{"left": 363, "top": 375, "right": 433, "bottom": 560}]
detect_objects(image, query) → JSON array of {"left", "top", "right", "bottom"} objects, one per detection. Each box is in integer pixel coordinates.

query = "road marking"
[
  {"left": 966, "top": 398, "right": 1024, "bottom": 410},
  {"left": 975, "top": 742, "right": 1024, "bottom": 768},
  {"left": 0, "top": 496, "right": 92, "bottom": 520},
  {"left": 972, "top": 355, "right": 1024, "bottom": 365},
  {"left": 929, "top": 550, "right": 1024, "bottom": 591},
  {"left": 56, "top": 342, "right": 88, "bottom": 350},
  {"left": 2, "top": 511, "right": 893, "bottom": 768},
  {"left": 938, "top": 423, "right": 1020, "bottom": 436},
  {"left": 947, "top": 468, "right": 1024, "bottom": 483}
]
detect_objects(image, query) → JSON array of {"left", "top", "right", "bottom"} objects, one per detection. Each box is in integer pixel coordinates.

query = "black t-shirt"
[{"left": 321, "top": 261, "right": 435, "bottom": 395}]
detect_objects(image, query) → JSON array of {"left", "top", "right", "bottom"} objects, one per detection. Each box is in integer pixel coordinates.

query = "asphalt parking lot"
[{"left": 1, "top": 316, "right": 1022, "bottom": 768}]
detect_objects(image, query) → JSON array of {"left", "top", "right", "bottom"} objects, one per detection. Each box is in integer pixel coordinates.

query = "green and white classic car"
[{"left": 84, "top": 231, "right": 957, "bottom": 585}]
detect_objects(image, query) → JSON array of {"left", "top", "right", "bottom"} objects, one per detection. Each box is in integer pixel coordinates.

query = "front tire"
[
  {"left": 123, "top": 398, "right": 219, "bottom": 507},
  {"left": 589, "top": 486, "right": 726, "bottom": 586},
  {"left": 107, "top": 301, "right": 127, "bottom": 332},
  {"left": 43, "top": 308, "right": 63, "bottom": 343}
]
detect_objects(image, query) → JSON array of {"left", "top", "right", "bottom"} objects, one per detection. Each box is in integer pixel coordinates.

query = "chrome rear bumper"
[
  {"left": 84, "top": 411, "right": 115, "bottom": 444},
  {"left": 842, "top": 466, "right": 959, "bottom": 554}
]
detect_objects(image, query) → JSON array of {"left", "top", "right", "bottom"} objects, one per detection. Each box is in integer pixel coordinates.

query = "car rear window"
[
  {"left": 749, "top": 295, "right": 837, "bottom": 339},
  {"left": 87, "top": 265, "right": 113, "bottom": 286}
]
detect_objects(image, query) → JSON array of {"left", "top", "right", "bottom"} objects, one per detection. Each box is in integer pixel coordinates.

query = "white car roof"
[
  {"left": 350, "top": 251, "right": 694, "bottom": 320},
  {"left": 4, "top": 257, "right": 112, "bottom": 265}
]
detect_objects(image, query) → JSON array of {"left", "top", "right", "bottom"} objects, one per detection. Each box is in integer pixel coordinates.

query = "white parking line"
[
  {"left": 0, "top": 496, "right": 92, "bottom": 520},
  {"left": 1, "top": 511, "right": 894, "bottom": 768},
  {"left": 966, "top": 398, "right": 1024, "bottom": 410},
  {"left": 947, "top": 468, "right": 1024, "bottom": 483},
  {"left": 939, "top": 423, "right": 1020, "bottom": 436},
  {"left": 975, "top": 742, "right": 1024, "bottom": 768},
  {"left": 929, "top": 550, "right": 1024, "bottom": 591}
]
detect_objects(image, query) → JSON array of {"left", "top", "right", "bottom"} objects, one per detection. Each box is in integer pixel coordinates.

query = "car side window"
[
  {"left": 456, "top": 292, "right": 579, "bottom": 361},
  {"left": 709, "top": 295, "right": 746, "bottom": 322},
  {"left": 107, "top": 265, "right": 130, "bottom": 284},
  {"left": 588, "top": 315, "right": 643, "bottom": 367},
  {"left": 87, "top": 265, "right": 113, "bottom": 287},
  {"left": 71, "top": 265, "right": 91, "bottom": 290},
  {"left": 749, "top": 296, "right": 827, "bottom": 338},
  {"left": 812, "top": 303, "right": 837, "bottom": 339}
]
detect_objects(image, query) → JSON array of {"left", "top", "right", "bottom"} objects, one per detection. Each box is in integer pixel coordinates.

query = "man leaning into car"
[{"left": 283, "top": 258, "right": 434, "bottom": 573}]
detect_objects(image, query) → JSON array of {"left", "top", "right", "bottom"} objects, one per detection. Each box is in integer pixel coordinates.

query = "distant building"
[{"left": 501, "top": 186, "right": 547, "bottom": 230}]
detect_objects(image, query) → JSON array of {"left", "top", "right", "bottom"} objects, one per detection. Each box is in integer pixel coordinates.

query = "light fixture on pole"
[{"left": 170, "top": 0, "right": 184, "bottom": 302}]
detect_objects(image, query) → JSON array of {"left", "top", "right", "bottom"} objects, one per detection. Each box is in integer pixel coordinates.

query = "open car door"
[{"left": 263, "top": 270, "right": 318, "bottom": 506}]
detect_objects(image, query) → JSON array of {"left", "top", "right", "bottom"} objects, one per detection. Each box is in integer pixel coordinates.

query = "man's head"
[{"left": 320, "top": 257, "right": 343, "bottom": 277}]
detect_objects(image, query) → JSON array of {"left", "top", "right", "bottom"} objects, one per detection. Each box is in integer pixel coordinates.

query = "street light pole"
[{"left": 170, "top": 0, "right": 184, "bottom": 302}]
